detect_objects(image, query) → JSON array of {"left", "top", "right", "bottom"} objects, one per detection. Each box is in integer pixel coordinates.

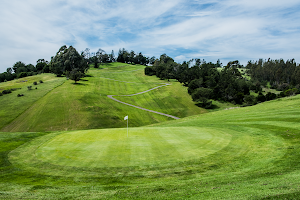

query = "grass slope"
[
  {"left": 0, "top": 74, "right": 65, "bottom": 130},
  {"left": 1, "top": 95, "right": 300, "bottom": 199},
  {"left": 1, "top": 63, "right": 205, "bottom": 132}
]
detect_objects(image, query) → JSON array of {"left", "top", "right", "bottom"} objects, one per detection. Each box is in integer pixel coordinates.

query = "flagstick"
[{"left": 127, "top": 118, "right": 128, "bottom": 137}]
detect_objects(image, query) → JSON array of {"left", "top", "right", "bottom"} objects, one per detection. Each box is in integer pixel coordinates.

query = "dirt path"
[{"left": 107, "top": 83, "right": 180, "bottom": 120}]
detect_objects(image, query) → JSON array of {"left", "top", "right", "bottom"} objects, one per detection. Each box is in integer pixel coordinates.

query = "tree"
[
  {"left": 50, "top": 45, "right": 88, "bottom": 77},
  {"left": 36, "top": 59, "right": 48, "bottom": 72},
  {"left": 67, "top": 69, "right": 83, "bottom": 84},
  {"left": 12, "top": 61, "right": 26, "bottom": 74},
  {"left": 191, "top": 87, "right": 213, "bottom": 108},
  {"left": 110, "top": 50, "right": 115, "bottom": 62}
]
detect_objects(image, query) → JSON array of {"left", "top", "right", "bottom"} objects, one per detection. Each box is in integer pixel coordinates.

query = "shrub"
[
  {"left": 39, "top": 80, "right": 43, "bottom": 83},
  {"left": 257, "top": 92, "right": 266, "bottom": 102},
  {"left": 2, "top": 89, "right": 12, "bottom": 94},
  {"left": 284, "top": 88, "right": 297, "bottom": 96},
  {"left": 33, "top": 81, "right": 37, "bottom": 85},
  {"left": 265, "top": 92, "right": 277, "bottom": 101},
  {"left": 27, "top": 86, "right": 32, "bottom": 90},
  {"left": 17, "top": 72, "right": 28, "bottom": 78},
  {"left": 243, "top": 95, "right": 257, "bottom": 106}
]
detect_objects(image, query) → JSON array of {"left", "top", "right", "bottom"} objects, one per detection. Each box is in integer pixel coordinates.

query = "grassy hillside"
[
  {"left": 1, "top": 63, "right": 206, "bottom": 132},
  {"left": 0, "top": 74, "right": 65, "bottom": 130},
  {"left": 1, "top": 94, "right": 300, "bottom": 199}
]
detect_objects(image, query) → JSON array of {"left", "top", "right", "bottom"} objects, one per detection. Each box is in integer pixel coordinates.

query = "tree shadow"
[
  {"left": 84, "top": 74, "right": 93, "bottom": 77},
  {"left": 72, "top": 82, "right": 87, "bottom": 86},
  {"left": 195, "top": 103, "right": 220, "bottom": 110}
]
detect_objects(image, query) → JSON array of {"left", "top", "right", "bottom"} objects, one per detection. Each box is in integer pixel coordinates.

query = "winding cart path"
[{"left": 107, "top": 83, "right": 180, "bottom": 120}]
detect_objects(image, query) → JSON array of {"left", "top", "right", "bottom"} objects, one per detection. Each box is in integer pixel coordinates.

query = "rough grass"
[{"left": 1, "top": 95, "right": 300, "bottom": 199}]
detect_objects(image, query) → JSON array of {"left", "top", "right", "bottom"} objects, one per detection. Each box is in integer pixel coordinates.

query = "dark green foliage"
[
  {"left": 265, "top": 92, "right": 277, "bottom": 101},
  {"left": 67, "top": 69, "right": 84, "bottom": 84},
  {"left": 188, "top": 79, "right": 203, "bottom": 94},
  {"left": 144, "top": 66, "right": 155, "bottom": 76},
  {"left": 247, "top": 58, "right": 300, "bottom": 87},
  {"left": 39, "top": 80, "right": 43, "bottom": 83},
  {"left": 36, "top": 59, "right": 49, "bottom": 73},
  {"left": 17, "top": 94, "right": 24, "bottom": 97},
  {"left": 192, "top": 87, "right": 213, "bottom": 108},
  {"left": 117, "top": 48, "right": 149, "bottom": 65},
  {"left": 50, "top": 45, "right": 89, "bottom": 77},
  {"left": 284, "top": 88, "right": 298, "bottom": 96},
  {"left": 93, "top": 56, "right": 99, "bottom": 68},
  {"left": 257, "top": 92, "right": 266, "bottom": 102},
  {"left": 17, "top": 72, "right": 28, "bottom": 78},
  {"left": 243, "top": 95, "right": 257, "bottom": 105},
  {"left": 27, "top": 86, "right": 32, "bottom": 90},
  {"left": 33, "top": 81, "right": 37, "bottom": 85},
  {"left": 2, "top": 89, "right": 12, "bottom": 95}
]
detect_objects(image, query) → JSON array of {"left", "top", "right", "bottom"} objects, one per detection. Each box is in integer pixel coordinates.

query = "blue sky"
[{"left": 0, "top": 0, "right": 300, "bottom": 73}]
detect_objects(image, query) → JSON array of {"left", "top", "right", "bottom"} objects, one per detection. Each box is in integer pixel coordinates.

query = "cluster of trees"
[
  {"left": 0, "top": 45, "right": 89, "bottom": 83},
  {"left": 117, "top": 48, "right": 155, "bottom": 65},
  {"left": 0, "top": 59, "right": 50, "bottom": 83},
  {"left": 246, "top": 58, "right": 300, "bottom": 89},
  {"left": 50, "top": 45, "right": 89, "bottom": 79},
  {"left": 145, "top": 54, "right": 300, "bottom": 108},
  {"left": 82, "top": 48, "right": 115, "bottom": 68}
]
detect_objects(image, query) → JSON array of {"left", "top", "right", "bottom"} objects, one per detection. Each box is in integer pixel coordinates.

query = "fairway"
[{"left": 16, "top": 127, "right": 231, "bottom": 168}]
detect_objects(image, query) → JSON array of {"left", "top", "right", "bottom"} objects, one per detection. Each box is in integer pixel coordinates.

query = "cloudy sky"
[{"left": 0, "top": 0, "right": 300, "bottom": 73}]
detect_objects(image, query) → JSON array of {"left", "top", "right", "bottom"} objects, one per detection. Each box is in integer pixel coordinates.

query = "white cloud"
[{"left": 0, "top": 0, "right": 300, "bottom": 72}]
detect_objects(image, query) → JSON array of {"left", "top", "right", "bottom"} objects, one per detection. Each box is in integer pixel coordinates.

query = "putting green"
[{"left": 33, "top": 127, "right": 231, "bottom": 168}]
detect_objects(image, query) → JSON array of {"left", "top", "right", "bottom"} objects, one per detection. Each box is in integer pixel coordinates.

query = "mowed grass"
[
  {"left": 1, "top": 95, "right": 300, "bottom": 199},
  {"left": 0, "top": 74, "right": 65, "bottom": 130},
  {"left": 1, "top": 63, "right": 206, "bottom": 132},
  {"left": 27, "top": 127, "right": 230, "bottom": 168}
]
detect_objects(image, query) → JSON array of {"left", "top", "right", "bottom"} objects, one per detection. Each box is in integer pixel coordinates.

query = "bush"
[
  {"left": 284, "top": 88, "right": 297, "bottom": 96},
  {"left": 243, "top": 95, "right": 257, "bottom": 106},
  {"left": 265, "top": 92, "right": 277, "bottom": 101},
  {"left": 257, "top": 92, "right": 266, "bottom": 102},
  {"left": 27, "top": 86, "right": 32, "bottom": 90},
  {"left": 17, "top": 72, "right": 28, "bottom": 78},
  {"left": 33, "top": 81, "right": 37, "bottom": 85},
  {"left": 39, "top": 80, "right": 43, "bottom": 83},
  {"left": 144, "top": 66, "right": 156, "bottom": 76},
  {"left": 2, "top": 89, "right": 12, "bottom": 94}
]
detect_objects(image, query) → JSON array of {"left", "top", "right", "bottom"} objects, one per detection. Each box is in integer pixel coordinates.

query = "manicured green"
[{"left": 1, "top": 95, "right": 300, "bottom": 199}]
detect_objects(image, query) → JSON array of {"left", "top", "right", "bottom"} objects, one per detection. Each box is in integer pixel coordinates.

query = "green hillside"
[
  {"left": 0, "top": 63, "right": 206, "bottom": 132},
  {"left": 1, "top": 62, "right": 300, "bottom": 199}
]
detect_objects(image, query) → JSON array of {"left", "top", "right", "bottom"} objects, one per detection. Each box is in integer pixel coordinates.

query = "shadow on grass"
[
  {"left": 84, "top": 74, "right": 93, "bottom": 77},
  {"left": 195, "top": 103, "right": 220, "bottom": 110},
  {"left": 72, "top": 82, "right": 87, "bottom": 86}
]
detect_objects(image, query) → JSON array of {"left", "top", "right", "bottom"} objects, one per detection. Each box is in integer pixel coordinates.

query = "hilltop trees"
[
  {"left": 50, "top": 45, "right": 89, "bottom": 77},
  {"left": 117, "top": 48, "right": 149, "bottom": 65}
]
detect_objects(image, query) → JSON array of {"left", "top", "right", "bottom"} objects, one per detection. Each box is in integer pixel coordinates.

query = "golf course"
[{"left": 1, "top": 62, "right": 300, "bottom": 199}]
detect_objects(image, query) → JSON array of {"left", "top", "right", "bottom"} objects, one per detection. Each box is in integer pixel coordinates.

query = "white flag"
[{"left": 124, "top": 115, "right": 128, "bottom": 120}]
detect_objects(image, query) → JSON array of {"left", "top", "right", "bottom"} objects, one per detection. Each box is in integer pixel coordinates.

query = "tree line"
[{"left": 144, "top": 54, "right": 300, "bottom": 108}]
